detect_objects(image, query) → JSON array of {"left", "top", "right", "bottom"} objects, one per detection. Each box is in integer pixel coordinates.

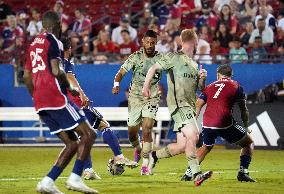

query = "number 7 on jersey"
[{"left": 213, "top": 83, "right": 225, "bottom": 99}]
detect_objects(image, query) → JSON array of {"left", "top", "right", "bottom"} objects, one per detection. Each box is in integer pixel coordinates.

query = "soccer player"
[
  {"left": 23, "top": 11, "right": 98, "bottom": 194},
  {"left": 112, "top": 30, "right": 162, "bottom": 175},
  {"left": 61, "top": 38, "right": 138, "bottom": 180},
  {"left": 142, "top": 29, "right": 212, "bottom": 186},
  {"left": 181, "top": 64, "right": 255, "bottom": 182}
]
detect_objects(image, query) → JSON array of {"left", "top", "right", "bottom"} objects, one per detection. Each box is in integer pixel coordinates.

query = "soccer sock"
[
  {"left": 83, "top": 155, "right": 93, "bottom": 170},
  {"left": 102, "top": 128, "right": 122, "bottom": 156},
  {"left": 187, "top": 155, "right": 201, "bottom": 177},
  {"left": 142, "top": 142, "right": 152, "bottom": 167},
  {"left": 130, "top": 135, "right": 142, "bottom": 151},
  {"left": 240, "top": 154, "right": 251, "bottom": 172},
  {"left": 47, "top": 165, "right": 63, "bottom": 181},
  {"left": 72, "top": 159, "right": 85, "bottom": 177},
  {"left": 156, "top": 146, "right": 172, "bottom": 159}
]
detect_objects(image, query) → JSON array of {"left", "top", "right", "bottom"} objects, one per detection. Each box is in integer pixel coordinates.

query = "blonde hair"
[{"left": 180, "top": 29, "right": 198, "bottom": 43}]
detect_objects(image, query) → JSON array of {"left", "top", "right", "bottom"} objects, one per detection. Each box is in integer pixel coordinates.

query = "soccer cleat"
[
  {"left": 114, "top": 156, "right": 139, "bottom": 168},
  {"left": 194, "top": 171, "right": 213, "bottom": 186},
  {"left": 134, "top": 148, "right": 141, "bottom": 163},
  {"left": 66, "top": 176, "right": 99, "bottom": 194},
  {"left": 148, "top": 152, "right": 158, "bottom": 175},
  {"left": 181, "top": 168, "right": 193, "bottom": 181},
  {"left": 36, "top": 177, "right": 64, "bottom": 194},
  {"left": 83, "top": 168, "right": 102, "bottom": 180},
  {"left": 140, "top": 166, "right": 151, "bottom": 176},
  {"left": 237, "top": 171, "right": 256, "bottom": 182}
]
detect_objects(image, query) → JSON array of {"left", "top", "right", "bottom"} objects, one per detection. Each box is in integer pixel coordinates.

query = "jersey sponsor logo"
[
  {"left": 183, "top": 72, "right": 197, "bottom": 79},
  {"left": 249, "top": 111, "right": 280, "bottom": 146},
  {"left": 31, "top": 37, "right": 45, "bottom": 46},
  {"left": 30, "top": 48, "right": 46, "bottom": 73},
  {"left": 213, "top": 83, "right": 226, "bottom": 99}
]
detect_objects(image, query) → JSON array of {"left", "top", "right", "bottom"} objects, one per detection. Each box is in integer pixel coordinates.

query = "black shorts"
[
  {"left": 202, "top": 122, "right": 247, "bottom": 146},
  {"left": 83, "top": 106, "right": 103, "bottom": 129}
]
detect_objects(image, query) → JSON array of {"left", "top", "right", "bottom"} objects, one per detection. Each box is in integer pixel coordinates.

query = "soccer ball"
[{"left": 107, "top": 158, "right": 125, "bottom": 176}]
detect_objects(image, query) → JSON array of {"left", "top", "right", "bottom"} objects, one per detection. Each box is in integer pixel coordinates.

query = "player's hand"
[
  {"left": 142, "top": 85, "right": 151, "bottom": 98},
  {"left": 246, "top": 127, "right": 252, "bottom": 134},
  {"left": 80, "top": 92, "right": 90, "bottom": 108},
  {"left": 112, "top": 86, "right": 120, "bottom": 95},
  {"left": 68, "top": 86, "right": 80, "bottom": 96},
  {"left": 198, "top": 64, "right": 207, "bottom": 79}
]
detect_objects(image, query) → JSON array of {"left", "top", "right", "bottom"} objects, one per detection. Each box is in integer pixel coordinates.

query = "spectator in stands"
[
  {"left": 70, "top": 8, "right": 92, "bottom": 60},
  {"left": 249, "top": 18, "right": 274, "bottom": 47},
  {"left": 164, "top": 18, "right": 180, "bottom": 40},
  {"left": 240, "top": 21, "right": 254, "bottom": 48},
  {"left": 93, "top": 29, "right": 117, "bottom": 64},
  {"left": 148, "top": 18, "right": 160, "bottom": 33},
  {"left": 211, "top": 37, "right": 228, "bottom": 63},
  {"left": 53, "top": 0, "right": 69, "bottom": 34},
  {"left": 237, "top": 0, "right": 258, "bottom": 25},
  {"left": 112, "top": 16, "right": 137, "bottom": 45},
  {"left": 217, "top": 4, "right": 238, "bottom": 35},
  {"left": 0, "top": 0, "right": 12, "bottom": 21},
  {"left": 229, "top": 36, "right": 248, "bottom": 63},
  {"left": 251, "top": 36, "right": 267, "bottom": 63},
  {"left": 277, "top": 10, "right": 284, "bottom": 34},
  {"left": 16, "top": 11, "right": 28, "bottom": 31},
  {"left": 27, "top": 8, "right": 42, "bottom": 38},
  {"left": 195, "top": 1, "right": 218, "bottom": 32},
  {"left": 255, "top": 6, "right": 276, "bottom": 31},
  {"left": 156, "top": 30, "right": 172, "bottom": 53},
  {"left": 215, "top": 22, "right": 233, "bottom": 49},
  {"left": 118, "top": 29, "right": 138, "bottom": 61},
  {"left": 0, "top": 15, "right": 24, "bottom": 53},
  {"left": 119, "top": 88, "right": 129, "bottom": 107},
  {"left": 155, "top": 0, "right": 181, "bottom": 28},
  {"left": 214, "top": 0, "right": 232, "bottom": 13},
  {"left": 195, "top": 27, "right": 212, "bottom": 64},
  {"left": 178, "top": 0, "right": 202, "bottom": 16},
  {"left": 138, "top": 9, "right": 155, "bottom": 31},
  {"left": 257, "top": 0, "right": 273, "bottom": 13}
]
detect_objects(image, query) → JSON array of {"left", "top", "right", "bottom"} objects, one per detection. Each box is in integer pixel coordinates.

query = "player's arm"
[
  {"left": 112, "top": 68, "right": 127, "bottom": 94},
  {"left": 196, "top": 92, "right": 207, "bottom": 118},
  {"left": 23, "top": 70, "right": 34, "bottom": 96},
  {"left": 238, "top": 99, "right": 249, "bottom": 128},
  {"left": 143, "top": 63, "right": 162, "bottom": 97},
  {"left": 66, "top": 73, "right": 90, "bottom": 107},
  {"left": 236, "top": 85, "right": 249, "bottom": 129},
  {"left": 197, "top": 64, "right": 207, "bottom": 91},
  {"left": 50, "top": 59, "right": 79, "bottom": 96}
]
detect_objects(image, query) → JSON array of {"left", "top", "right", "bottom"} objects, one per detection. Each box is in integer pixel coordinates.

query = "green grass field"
[{"left": 0, "top": 147, "right": 284, "bottom": 194}]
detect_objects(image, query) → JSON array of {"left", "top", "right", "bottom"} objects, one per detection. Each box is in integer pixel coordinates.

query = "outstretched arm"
[
  {"left": 143, "top": 63, "right": 162, "bottom": 97},
  {"left": 112, "top": 68, "right": 127, "bottom": 94}
]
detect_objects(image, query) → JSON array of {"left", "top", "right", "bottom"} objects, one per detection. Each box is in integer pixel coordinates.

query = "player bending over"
[
  {"left": 143, "top": 29, "right": 212, "bottom": 186},
  {"left": 181, "top": 65, "right": 255, "bottom": 182},
  {"left": 61, "top": 38, "right": 138, "bottom": 179},
  {"left": 112, "top": 30, "right": 163, "bottom": 175},
  {"left": 23, "top": 11, "right": 98, "bottom": 194}
]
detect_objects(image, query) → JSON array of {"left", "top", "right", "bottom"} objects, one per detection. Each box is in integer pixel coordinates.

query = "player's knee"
[{"left": 66, "top": 141, "right": 78, "bottom": 153}]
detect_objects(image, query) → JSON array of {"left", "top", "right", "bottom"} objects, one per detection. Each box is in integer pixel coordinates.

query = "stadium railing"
[{"left": 0, "top": 107, "right": 171, "bottom": 147}]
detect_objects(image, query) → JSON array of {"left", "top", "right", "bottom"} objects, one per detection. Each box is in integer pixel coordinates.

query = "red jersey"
[
  {"left": 118, "top": 41, "right": 138, "bottom": 56},
  {"left": 25, "top": 32, "right": 67, "bottom": 112},
  {"left": 200, "top": 78, "right": 245, "bottom": 128}
]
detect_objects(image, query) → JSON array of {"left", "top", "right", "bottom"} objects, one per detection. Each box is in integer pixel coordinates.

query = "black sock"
[
  {"left": 152, "top": 151, "right": 158, "bottom": 161},
  {"left": 240, "top": 155, "right": 251, "bottom": 172}
]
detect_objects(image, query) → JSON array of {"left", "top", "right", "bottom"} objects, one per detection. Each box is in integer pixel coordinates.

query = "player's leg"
[
  {"left": 141, "top": 117, "right": 155, "bottom": 175},
  {"left": 37, "top": 130, "right": 78, "bottom": 194},
  {"left": 221, "top": 123, "right": 255, "bottom": 182},
  {"left": 181, "top": 122, "right": 212, "bottom": 186},
  {"left": 66, "top": 121, "right": 99, "bottom": 193},
  {"left": 127, "top": 97, "right": 143, "bottom": 162},
  {"left": 181, "top": 127, "right": 217, "bottom": 181}
]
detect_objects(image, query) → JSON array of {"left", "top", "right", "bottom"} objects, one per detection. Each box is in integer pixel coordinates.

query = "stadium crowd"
[{"left": 0, "top": 0, "right": 284, "bottom": 71}]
